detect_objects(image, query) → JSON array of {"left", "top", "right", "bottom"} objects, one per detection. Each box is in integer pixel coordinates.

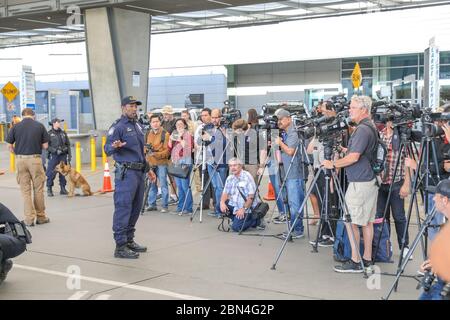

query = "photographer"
[
  {"left": 274, "top": 108, "right": 306, "bottom": 239},
  {"left": 220, "top": 158, "right": 264, "bottom": 232},
  {"left": 168, "top": 118, "right": 194, "bottom": 215},
  {"left": 376, "top": 120, "right": 411, "bottom": 258},
  {"left": 417, "top": 179, "right": 450, "bottom": 300},
  {"left": 322, "top": 96, "right": 378, "bottom": 273},
  {"left": 0, "top": 203, "right": 28, "bottom": 286},
  {"left": 198, "top": 108, "right": 232, "bottom": 218},
  {"left": 46, "top": 118, "right": 71, "bottom": 197},
  {"left": 145, "top": 114, "right": 171, "bottom": 213}
]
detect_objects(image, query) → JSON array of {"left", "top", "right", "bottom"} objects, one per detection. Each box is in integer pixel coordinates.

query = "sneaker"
[
  {"left": 256, "top": 220, "right": 266, "bottom": 230},
  {"left": 334, "top": 260, "right": 364, "bottom": 273},
  {"left": 273, "top": 215, "right": 287, "bottom": 224},
  {"left": 176, "top": 211, "right": 183, "bottom": 216},
  {"left": 145, "top": 206, "right": 157, "bottom": 212},
  {"left": 282, "top": 231, "right": 304, "bottom": 239},
  {"left": 402, "top": 247, "right": 413, "bottom": 261},
  {"left": 168, "top": 197, "right": 178, "bottom": 205},
  {"left": 182, "top": 211, "right": 193, "bottom": 216},
  {"left": 318, "top": 238, "right": 334, "bottom": 247},
  {"left": 160, "top": 208, "right": 168, "bottom": 213}
]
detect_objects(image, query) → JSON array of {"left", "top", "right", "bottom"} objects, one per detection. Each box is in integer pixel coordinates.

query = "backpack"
[
  {"left": 360, "top": 121, "right": 387, "bottom": 175},
  {"left": 372, "top": 218, "right": 393, "bottom": 263},
  {"left": 333, "top": 220, "right": 353, "bottom": 262}
]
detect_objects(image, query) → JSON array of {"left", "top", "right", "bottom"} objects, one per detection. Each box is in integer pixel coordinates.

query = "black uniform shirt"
[{"left": 6, "top": 118, "right": 50, "bottom": 155}]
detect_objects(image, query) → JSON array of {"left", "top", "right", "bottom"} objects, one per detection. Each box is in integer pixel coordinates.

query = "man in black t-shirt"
[
  {"left": 322, "top": 96, "right": 378, "bottom": 273},
  {"left": 6, "top": 108, "right": 51, "bottom": 227}
]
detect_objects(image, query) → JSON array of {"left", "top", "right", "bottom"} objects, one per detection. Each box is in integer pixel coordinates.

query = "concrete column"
[{"left": 85, "top": 7, "right": 151, "bottom": 130}]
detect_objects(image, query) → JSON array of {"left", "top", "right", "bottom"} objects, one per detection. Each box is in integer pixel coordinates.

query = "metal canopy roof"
[{"left": 0, "top": 0, "right": 449, "bottom": 48}]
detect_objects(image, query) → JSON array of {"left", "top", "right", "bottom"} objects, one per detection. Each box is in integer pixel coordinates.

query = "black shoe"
[
  {"left": 127, "top": 241, "right": 147, "bottom": 253},
  {"left": 334, "top": 259, "right": 363, "bottom": 273},
  {"left": 36, "top": 217, "right": 50, "bottom": 225},
  {"left": 60, "top": 186, "right": 68, "bottom": 195},
  {"left": 145, "top": 206, "right": 157, "bottom": 212},
  {"left": 47, "top": 187, "right": 54, "bottom": 197},
  {"left": 114, "top": 245, "right": 139, "bottom": 259},
  {"left": 0, "top": 259, "right": 13, "bottom": 283}
]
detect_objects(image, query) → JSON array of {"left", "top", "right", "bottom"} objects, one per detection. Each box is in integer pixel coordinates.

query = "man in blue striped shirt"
[{"left": 220, "top": 158, "right": 265, "bottom": 232}]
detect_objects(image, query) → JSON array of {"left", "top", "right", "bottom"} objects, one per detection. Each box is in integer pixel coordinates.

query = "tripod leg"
[
  {"left": 180, "top": 165, "right": 198, "bottom": 213},
  {"left": 140, "top": 176, "right": 151, "bottom": 215},
  {"left": 311, "top": 173, "right": 329, "bottom": 253},
  {"left": 271, "top": 168, "right": 322, "bottom": 270}
]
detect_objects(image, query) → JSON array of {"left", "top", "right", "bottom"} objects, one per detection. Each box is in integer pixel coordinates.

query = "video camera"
[
  {"left": 372, "top": 100, "right": 422, "bottom": 125},
  {"left": 328, "top": 94, "right": 350, "bottom": 113},
  {"left": 220, "top": 108, "right": 241, "bottom": 129},
  {"left": 295, "top": 110, "right": 350, "bottom": 141}
]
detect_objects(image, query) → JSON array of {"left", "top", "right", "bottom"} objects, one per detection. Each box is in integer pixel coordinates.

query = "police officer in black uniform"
[
  {"left": 104, "top": 96, "right": 149, "bottom": 259},
  {"left": 46, "top": 118, "right": 71, "bottom": 197},
  {"left": 0, "top": 203, "right": 29, "bottom": 286}
]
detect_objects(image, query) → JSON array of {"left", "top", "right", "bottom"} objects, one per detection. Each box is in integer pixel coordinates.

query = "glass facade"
[{"left": 341, "top": 51, "right": 450, "bottom": 102}]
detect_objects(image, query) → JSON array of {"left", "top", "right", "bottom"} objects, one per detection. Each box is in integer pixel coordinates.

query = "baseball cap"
[
  {"left": 274, "top": 108, "right": 290, "bottom": 119},
  {"left": 51, "top": 118, "right": 64, "bottom": 124},
  {"left": 121, "top": 96, "right": 142, "bottom": 106},
  {"left": 435, "top": 180, "right": 450, "bottom": 198}
]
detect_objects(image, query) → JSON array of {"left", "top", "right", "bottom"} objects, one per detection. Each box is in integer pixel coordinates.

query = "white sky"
[{"left": 0, "top": 4, "right": 450, "bottom": 82}]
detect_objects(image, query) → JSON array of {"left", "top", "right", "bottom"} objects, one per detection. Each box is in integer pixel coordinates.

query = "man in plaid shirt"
[
  {"left": 220, "top": 158, "right": 264, "bottom": 232},
  {"left": 376, "top": 120, "right": 411, "bottom": 259}
]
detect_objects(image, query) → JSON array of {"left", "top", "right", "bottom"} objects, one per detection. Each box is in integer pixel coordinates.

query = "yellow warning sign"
[
  {"left": 1, "top": 81, "right": 19, "bottom": 102},
  {"left": 351, "top": 62, "right": 362, "bottom": 89}
]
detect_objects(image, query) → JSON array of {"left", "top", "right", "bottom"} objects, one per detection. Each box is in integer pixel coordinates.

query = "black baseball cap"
[
  {"left": 121, "top": 96, "right": 142, "bottom": 106},
  {"left": 435, "top": 180, "right": 450, "bottom": 198},
  {"left": 51, "top": 118, "right": 64, "bottom": 124}
]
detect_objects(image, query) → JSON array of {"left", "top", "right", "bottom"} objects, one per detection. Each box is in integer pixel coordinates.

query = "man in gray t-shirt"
[{"left": 322, "top": 96, "right": 379, "bottom": 274}]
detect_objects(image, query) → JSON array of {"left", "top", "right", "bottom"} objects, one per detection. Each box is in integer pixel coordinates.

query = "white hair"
[
  {"left": 228, "top": 157, "right": 243, "bottom": 166},
  {"left": 351, "top": 95, "right": 372, "bottom": 112}
]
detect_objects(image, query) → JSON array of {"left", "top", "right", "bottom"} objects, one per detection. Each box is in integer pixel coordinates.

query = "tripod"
[
  {"left": 271, "top": 138, "right": 368, "bottom": 278},
  {"left": 190, "top": 127, "right": 234, "bottom": 223},
  {"left": 372, "top": 126, "right": 423, "bottom": 263},
  {"left": 383, "top": 205, "right": 438, "bottom": 300},
  {"left": 388, "top": 124, "right": 443, "bottom": 292}
]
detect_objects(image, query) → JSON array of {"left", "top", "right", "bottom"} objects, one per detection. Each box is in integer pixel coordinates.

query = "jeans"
[
  {"left": 148, "top": 165, "right": 169, "bottom": 208},
  {"left": 376, "top": 181, "right": 409, "bottom": 249},
  {"left": 286, "top": 178, "right": 305, "bottom": 234},
  {"left": 418, "top": 278, "right": 446, "bottom": 300},
  {"left": 269, "top": 173, "right": 287, "bottom": 215},
  {"left": 427, "top": 193, "right": 446, "bottom": 242},
  {"left": 207, "top": 164, "right": 227, "bottom": 215},
  {"left": 175, "top": 166, "right": 193, "bottom": 213},
  {"left": 226, "top": 201, "right": 260, "bottom": 232}
]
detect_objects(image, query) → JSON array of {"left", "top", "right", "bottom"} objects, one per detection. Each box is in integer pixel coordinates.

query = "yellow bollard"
[
  {"left": 102, "top": 136, "right": 107, "bottom": 166},
  {"left": 91, "top": 137, "right": 96, "bottom": 172},
  {"left": 64, "top": 122, "right": 68, "bottom": 132},
  {"left": 0, "top": 124, "right": 4, "bottom": 142},
  {"left": 75, "top": 142, "right": 81, "bottom": 173},
  {"left": 10, "top": 152, "right": 15, "bottom": 173}
]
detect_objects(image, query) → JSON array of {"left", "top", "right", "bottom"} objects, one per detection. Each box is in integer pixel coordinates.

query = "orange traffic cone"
[
  {"left": 264, "top": 182, "right": 276, "bottom": 201},
  {"left": 100, "top": 162, "right": 114, "bottom": 193}
]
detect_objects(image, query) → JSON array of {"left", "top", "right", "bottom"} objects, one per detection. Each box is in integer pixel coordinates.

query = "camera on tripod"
[
  {"left": 328, "top": 94, "right": 350, "bottom": 113},
  {"left": 295, "top": 110, "right": 350, "bottom": 141},
  {"left": 372, "top": 100, "right": 422, "bottom": 126},
  {"left": 138, "top": 111, "right": 151, "bottom": 130},
  {"left": 256, "top": 114, "right": 279, "bottom": 130}
]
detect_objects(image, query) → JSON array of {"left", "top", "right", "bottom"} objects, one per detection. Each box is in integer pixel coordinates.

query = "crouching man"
[{"left": 220, "top": 158, "right": 265, "bottom": 232}]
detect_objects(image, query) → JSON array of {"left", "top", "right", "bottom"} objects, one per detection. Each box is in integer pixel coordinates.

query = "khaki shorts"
[{"left": 345, "top": 179, "right": 378, "bottom": 226}]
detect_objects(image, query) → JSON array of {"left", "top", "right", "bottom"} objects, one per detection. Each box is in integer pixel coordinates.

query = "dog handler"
[
  {"left": 6, "top": 108, "right": 51, "bottom": 227},
  {"left": 46, "top": 118, "right": 71, "bottom": 197},
  {"left": 104, "top": 96, "right": 150, "bottom": 259}
]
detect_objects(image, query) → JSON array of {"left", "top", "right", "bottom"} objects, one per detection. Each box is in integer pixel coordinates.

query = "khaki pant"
[{"left": 16, "top": 156, "right": 47, "bottom": 224}]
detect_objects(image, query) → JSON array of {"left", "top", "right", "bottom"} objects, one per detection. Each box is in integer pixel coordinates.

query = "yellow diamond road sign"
[
  {"left": 1, "top": 81, "right": 19, "bottom": 102},
  {"left": 351, "top": 62, "right": 362, "bottom": 89}
]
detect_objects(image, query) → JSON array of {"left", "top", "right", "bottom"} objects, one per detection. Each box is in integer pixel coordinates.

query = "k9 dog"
[{"left": 54, "top": 162, "right": 93, "bottom": 197}]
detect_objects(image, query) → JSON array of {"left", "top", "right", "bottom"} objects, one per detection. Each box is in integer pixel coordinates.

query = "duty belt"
[{"left": 121, "top": 162, "right": 146, "bottom": 171}]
